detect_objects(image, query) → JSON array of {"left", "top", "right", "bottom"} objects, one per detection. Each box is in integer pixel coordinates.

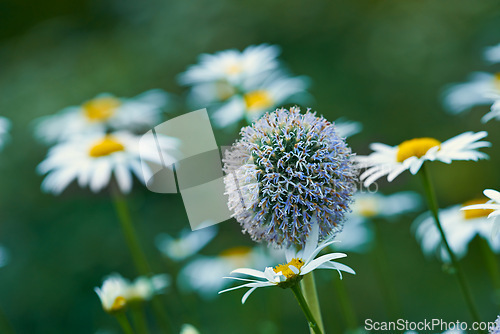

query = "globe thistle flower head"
[
  {"left": 490, "top": 315, "right": 500, "bottom": 334},
  {"left": 223, "top": 106, "right": 357, "bottom": 248}
]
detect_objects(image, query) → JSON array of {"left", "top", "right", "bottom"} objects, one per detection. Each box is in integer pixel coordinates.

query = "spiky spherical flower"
[
  {"left": 223, "top": 106, "right": 357, "bottom": 248},
  {"left": 490, "top": 315, "right": 500, "bottom": 334}
]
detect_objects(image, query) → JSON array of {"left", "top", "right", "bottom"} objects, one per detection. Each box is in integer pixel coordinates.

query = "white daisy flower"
[
  {"left": 34, "top": 89, "right": 170, "bottom": 144},
  {"left": 462, "top": 189, "right": 500, "bottom": 236},
  {"left": 356, "top": 131, "right": 490, "bottom": 187},
  {"left": 484, "top": 43, "right": 500, "bottom": 64},
  {"left": 178, "top": 246, "right": 277, "bottom": 300},
  {"left": 180, "top": 324, "right": 200, "bottom": 334},
  {"left": 0, "top": 117, "right": 11, "bottom": 151},
  {"left": 333, "top": 216, "right": 374, "bottom": 253},
  {"left": 414, "top": 200, "right": 500, "bottom": 262},
  {"left": 482, "top": 96, "right": 500, "bottom": 123},
  {"left": 211, "top": 72, "right": 310, "bottom": 128},
  {"left": 219, "top": 223, "right": 355, "bottom": 303},
  {"left": 38, "top": 131, "right": 179, "bottom": 194},
  {"left": 442, "top": 72, "right": 500, "bottom": 115},
  {"left": 155, "top": 225, "right": 217, "bottom": 262},
  {"left": 179, "top": 44, "right": 281, "bottom": 86},
  {"left": 95, "top": 273, "right": 169, "bottom": 313}
]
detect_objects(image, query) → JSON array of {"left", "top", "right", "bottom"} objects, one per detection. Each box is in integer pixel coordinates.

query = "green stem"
[
  {"left": 110, "top": 188, "right": 173, "bottom": 333},
  {"left": 0, "top": 307, "right": 15, "bottom": 334},
  {"left": 332, "top": 277, "right": 358, "bottom": 330},
  {"left": 300, "top": 272, "right": 325, "bottom": 334},
  {"left": 291, "top": 283, "right": 323, "bottom": 334},
  {"left": 419, "top": 164, "right": 482, "bottom": 325},
  {"left": 111, "top": 188, "right": 151, "bottom": 276},
  {"left": 115, "top": 312, "right": 135, "bottom": 334},
  {"left": 371, "top": 220, "right": 403, "bottom": 320},
  {"left": 478, "top": 237, "right": 500, "bottom": 307},
  {"left": 130, "top": 305, "right": 150, "bottom": 334}
]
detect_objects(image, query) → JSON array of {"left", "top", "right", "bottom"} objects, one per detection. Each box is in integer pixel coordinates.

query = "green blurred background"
[{"left": 1, "top": 0, "right": 500, "bottom": 333}]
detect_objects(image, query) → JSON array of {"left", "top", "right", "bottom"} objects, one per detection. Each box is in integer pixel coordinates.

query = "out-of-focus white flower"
[
  {"left": 0, "top": 117, "right": 11, "bottom": 151},
  {"left": 211, "top": 72, "right": 310, "bottom": 128},
  {"left": 484, "top": 43, "right": 500, "bottom": 64},
  {"left": 155, "top": 225, "right": 217, "bottom": 262},
  {"left": 334, "top": 118, "right": 362, "bottom": 138},
  {"left": 442, "top": 72, "right": 500, "bottom": 114},
  {"left": 0, "top": 245, "right": 10, "bottom": 268},
  {"left": 35, "top": 90, "right": 170, "bottom": 144},
  {"left": 179, "top": 44, "right": 281, "bottom": 86},
  {"left": 482, "top": 96, "right": 500, "bottom": 122},
  {"left": 180, "top": 324, "right": 200, "bottom": 334},
  {"left": 414, "top": 200, "right": 500, "bottom": 262},
  {"left": 356, "top": 132, "right": 490, "bottom": 187},
  {"left": 95, "top": 273, "right": 169, "bottom": 313},
  {"left": 38, "top": 131, "right": 179, "bottom": 194},
  {"left": 220, "top": 223, "right": 355, "bottom": 303},
  {"left": 350, "top": 191, "right": 422, "bottom": 219},
  {"left": 334, "top": 192, "right": 421, "bottom": 253},
  {"left": 178, "top": 246, "right": 277, "bottom": 300}
]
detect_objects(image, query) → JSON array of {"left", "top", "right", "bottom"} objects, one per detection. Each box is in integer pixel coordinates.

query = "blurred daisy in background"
[
  {"left": 95, "top": 273, "right": 169, "bottom": 313},
  {"left": 484, "top": 43, "right": 500, "bottom": 64},
  {"left": 0, "top": 117, "right": 11, "bottom": 151},
  {"left": 334, "top": 118, "right": 362, "bottom": 138},
  {"left": 220, "top": 223, "right": 355, "bottom": 303},
  {"left": 462, "top": 189, "right": 500, "bottom": 236},
  {"left": 414, "top": 198, "right": 500, "bottom": 262},
  {"left": 0, "top": 245, "right": 10, "bottom": 268},
  {"left": 34, "top": 89, "right": 170, "bottom": 144},
  {"left": 179, "top": 44, "right": 281, "bottom": 86},
  {"left": 178, "top": 245, "right": 278, "bottom": 300},
  {"left": 180, "top": 324, "right": 201, "bottom": 334},
  {"left": 38, "top": 131, "right": 179, "bottom": 194},
  {"left": 334, "top": 191, "right": 422, "bottom": 253},
  {"left": 155, "top": 225, "right": 218, "bottom": 262},
  {"left": 180, "top": 44, "right": 311, "bottom": 129},
  {"left": 211, "top": 72, "right": 310, "bottom": 127},
  {"left": 356, "top": 131, "right": 490, "bottom": 187}
]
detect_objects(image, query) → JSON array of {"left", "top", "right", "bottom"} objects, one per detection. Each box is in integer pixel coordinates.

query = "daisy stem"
[
  {"left": 478, "top": 237, "right": 500, "bottom": 306},
  {"left": 114, "top": 312, "right": 135, "bottom": 334},
  {"left": 300, "top": 272, "right": 325, "bottom": 334},
  {"left": 110, "top": 188, "right": 173, "bottom": 333},
  {"left": 130, "top": 305, "right": 150, "bottom": 334},
  {"left": 332, "top": 277, "right": 358, "bottom": 330},
  {"left": 371, "top": 220, "right": 402, "bottom": 320},
  {"left": 291, "top": 283, "right": 323, "bottom": 334},
  {"left": 419, "top": 164, "right": 482, "bottom": 325}
]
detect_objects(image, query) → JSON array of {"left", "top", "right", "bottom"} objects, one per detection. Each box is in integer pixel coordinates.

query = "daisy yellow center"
[
  {"left": 244, "top": 90, "right": 274, "bottom": 111},
  {"left": 109, "top": 296, "right": 126, "bottom": 312},
  {"left": 273, "top": 258, "right": 305, "bottom": 279},
  {"left": 89, "top": 136, "right": 125, "bottom": 158},
  {"left": 219, "top": 246, "right": 252, "bottom": 258},
  {"left": 226, "top": 63, "right": 243, "bottom": 75},
  {"left": 494, "top": 73, "right": 500, "bottom": 91},
  {"left": 82, "top": 96, "right": 121, "bottom": 122},
  {"left": 462, "top": 199, "right": 493, "bottom": 220},
  {"left": 396, "top": 137, "right": 441, "bottom": 163}
]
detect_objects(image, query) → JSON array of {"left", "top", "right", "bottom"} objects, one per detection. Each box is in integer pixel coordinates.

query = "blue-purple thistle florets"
[
  {"left": 490, "top": 316, "right": 500, "bottom": 334},
  {"left": 223, "top": 106, "right": 357, "bottom": 248}
]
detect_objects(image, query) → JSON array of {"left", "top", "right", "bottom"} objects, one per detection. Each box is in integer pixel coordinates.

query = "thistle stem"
[
  {"left": 419, "top": 164, "right": 482, "bottom": 325},
  {"left": 291, "top": 283, "right": 323, "bottom": 334},
  {"left": 332, "top": 277, "right": 358, "bottom": 330},
  {"left": 110, "top": 187, "right": 173, "bottom": 333},
  {"left": 300, "top": 272, "right": 325, "bottom": 334},
  {"left": 115, "top": 312, "right": 135, "bottom": 334}
]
